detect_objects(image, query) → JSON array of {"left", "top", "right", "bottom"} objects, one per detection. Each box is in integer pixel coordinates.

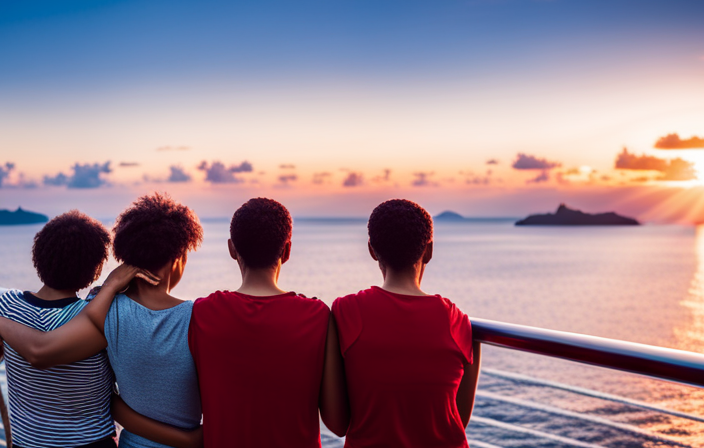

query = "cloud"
[
  {"left": 486, "top": 159, "right": 499, "bottom": 165},
  {"left": 615, "top": 148, "right": 668, "bottom": 171},
  {"left": 654, "top": 133, "right": 704, "bottom": 149},
  {"left": 44, "top": 162, "right": 112, "bottom": 188},
  {"left": 119, "top": 162, "right": 140, "bottom": 167},
  {"left": 313, "top": 172, "right": 331, "bottom": 185},
  {"left": 0, "top": 162, "right": 15, "bottom": 187},
  {"left": 512, "top": 153, "right": 561, "bottom": 170},
  {"left": 614, "top": 148, "right": 696, "bottom": 181},
  {"left": 279, "top": 164, "right": 296, "bottom": 169},
  {"left": 371, "top": 169, "right": 392, "bottom": 183},
  {"left": 342, "top": 172, "right": 363, "bottom": 187},
  {"left": 197, "top": 160, "right": 253, "bottom": 183},
  {"left": 278, "top": 174, "right": 298, "bottom": 185},
  {"left": 168, "top": 165, "right": 192, "bottom": 182},
  {"left": 412, "top": 172, "right": 438, "bottom": 187},
  {"left": 527, "top": 170, "right": 550, "bottom": 184},
  {"left": 157, "top": 145, "right": 190, "bottom": 151}
]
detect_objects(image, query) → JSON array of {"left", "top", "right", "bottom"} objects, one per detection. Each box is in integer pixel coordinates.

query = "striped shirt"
[{"left": 0, "top": 289, "right": 115, "bottom": 448}]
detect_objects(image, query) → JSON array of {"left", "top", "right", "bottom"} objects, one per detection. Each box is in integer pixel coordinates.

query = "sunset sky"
[{"left": 1, "top": 0, "right": 703, "bottom": 220}]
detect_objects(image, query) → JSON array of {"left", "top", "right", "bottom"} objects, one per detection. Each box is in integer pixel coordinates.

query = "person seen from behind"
[
  {"left": 330, "top": 199, "right": 481, "bottom": 448},
  {"left": 188, "top": 197, "right": 347, "bottom": 447}
]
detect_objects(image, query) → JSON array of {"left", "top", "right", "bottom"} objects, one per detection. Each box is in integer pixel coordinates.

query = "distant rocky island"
[
  {"left": 0, "top": 207, "right": 49, "bottom": 225},
  {"left": 434, "top": 211, "right": 467, "bottom": 221},
  {"left": 515, "top": 204, "right": 639, "bottom": 226}
]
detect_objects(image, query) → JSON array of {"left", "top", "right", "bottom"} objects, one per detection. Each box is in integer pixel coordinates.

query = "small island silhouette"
[
  {"left": 0, "top": 207, "right": 49, "bottom": 225},
  {"left": 515, "top": 204, "right": 640, "bottom": 226},
  {"left": 434, "top": 211, "right": 466, "bottom": 221}
]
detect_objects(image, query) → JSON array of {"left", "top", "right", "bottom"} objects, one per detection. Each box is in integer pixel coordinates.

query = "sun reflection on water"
[{"left": 674, "top": 225, "right": 704, "bottom": 353}]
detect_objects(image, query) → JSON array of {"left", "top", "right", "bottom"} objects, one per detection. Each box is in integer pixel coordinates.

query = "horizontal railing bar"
[
  {"left": 472, "top": 317, "right": 704, "bottom": 388},
  {"left": 482, "top": 368, "right": 704, "bottom": 423}
]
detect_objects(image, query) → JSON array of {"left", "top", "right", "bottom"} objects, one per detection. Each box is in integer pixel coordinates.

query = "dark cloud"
[
  {"left": 168, "top": 165, "right": 192, "bottom": 182},
  {"left": 614, "top": 148, "right": 696, "bottom": 181},
  {"left": 119, "top": 162, "right": 140, "bottom": 167},
  {"left": 0, "top": 162, "right": 15, "bottom": 187},
  {"left": 342, "top": 172, "right": 363, "bottom": 187},
  {"left": 279, "top": 164, "right": 296, "bottom": 169},
  {"left": 412, "top": 172, "right": 437, "bottom": 187},
  {"left": 44, "top": 162, "right": 112, "bottom": 188},
  {"left": 313, "top": 172, "right": 331, "bottom": 185},
  {"left": 278, "top": 174, "right": 298, "bottom": 185},
  {"left": 157, "top": 145, "right": 190, "bottom": 151},
  {"left": 486, "top": 159, "right": 499, "bottom": 165},
  {"left": 654, "top": 133, "right": 704, "bottom": 149},
  {"left": 526, "top": 170, "right": 550, "bottom": 184},
  {"left": 512, "top": 153, "right": 561, "bottom": 170},
  {"left": 197, "top": 160, "right": 253, "bottom": 183}
]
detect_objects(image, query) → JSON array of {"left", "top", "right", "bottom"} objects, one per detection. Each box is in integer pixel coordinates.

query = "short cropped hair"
[
  {"left": 113, "top": 193, "right": 203, "bottom": 273},
  {"left": 32, "top": 210, "right": 111, "bottom": 291},
  {"left": 368, "top": 199, "right": 433, "bottom": 270},
  {"left": 230, "top": 198, "right": 292, "bottom": 269}
]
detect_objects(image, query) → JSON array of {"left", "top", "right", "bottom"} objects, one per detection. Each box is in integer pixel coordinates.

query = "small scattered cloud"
[
  {"left": 486, "top": 159, "right": 499, "bottom": 165},
  {"left": 168, "top": 165, "right": 192, "bottom": 182},
  {"left": 157, "top": 145, "right": 190, "bottom": 151},
  {"left": 44, "top": 162, "right": 112, "bottom": 188},
  {"left": 527, "top": 170, "right": 550, "bottom": 184},
  {"left": 371, "top": 169, "right": 392, "bottom": 183},
  {"left": 512, "top": 153, "right": 561, "bottom": 170},
  {"left": 342, "top": 172, "right": 363, "bottom": 187},
  {"left": 313, "top": 172, "right": 332, "bottom": 185},
  {"left": 654, "top": 133, "right": 704, "bottom": 149},
  {"left": 615, "top": 148, "right": 667, "bottom": 171},
  {"left": 279, "top": 164, "right": 296, "bottom": 169},
  {"left": 119, "top": 162, "right": 140, "bottom": 167},
  {"left": 412, "top": 172, "right": 438, "bottom": 187},
  {"left": 614, "top": 148, "right": 696, "bottom": 181},
  {"left": 0, "top": 162, "right": 15, "bottom": 187},
  {"left": 278, "top": 174, "right": 298, "bottom": 186},
  {"left": 197, "top": 160, "right": 253, "bottom": 183}
]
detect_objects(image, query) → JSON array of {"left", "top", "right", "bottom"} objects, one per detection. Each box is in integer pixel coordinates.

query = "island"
[
  {"left": 434, "top": 211, "right": 467, "bottom": 222},
  {"left": 0, "top": 207, "right": 49, "bottom": 225},
  {"left": 515, "top": 204, "right": 640, "bottom": 226}
]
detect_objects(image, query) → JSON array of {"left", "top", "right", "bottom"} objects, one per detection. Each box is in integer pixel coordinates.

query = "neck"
[
  {"left": 127, "top": 265, "right": 174, "bottom": 301},
  {"left": 237, "top": 263, "right": 287, "bottom": 296},
  {"left": 34, "top": 285, "right": 78, "bottom": 301},
  {"left": 380, "top": 262, "right": 429, "bottom": 296}
]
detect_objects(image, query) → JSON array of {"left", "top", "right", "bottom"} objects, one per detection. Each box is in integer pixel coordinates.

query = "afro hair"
[{"left": 230, "top": 198, "right": 292, "bottom": 269}]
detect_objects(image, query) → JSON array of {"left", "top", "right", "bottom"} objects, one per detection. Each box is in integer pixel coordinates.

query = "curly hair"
[
  {"left": 113, "top": 193, "right": 203, "bottom": 273},
  {"left": 230, "top": 198, "right": 292, "bottom": 269},
  {"left": 32, "top": 210, "right": 111, "bottom": 291},
  {"left": 368, "top": 199, "right": 433, "bottom": 270}
]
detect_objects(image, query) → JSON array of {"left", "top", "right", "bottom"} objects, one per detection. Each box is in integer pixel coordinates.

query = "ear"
[
  {"left": 228, "top": 239, "right": 238, "bottom": 261},
  {"left": 422, "top": 241, "right": 433, "bottom": 264},
  {"left": 368, "top": 240, "right": 379, "bottom": 261},
  {"left": 281, "top": 241, "right": 292, "bottom": 265}
]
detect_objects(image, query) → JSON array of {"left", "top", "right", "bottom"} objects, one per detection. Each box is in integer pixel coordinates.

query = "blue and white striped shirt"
[{"left": 0, "top": 289, "right": 115, "bottom": 448}]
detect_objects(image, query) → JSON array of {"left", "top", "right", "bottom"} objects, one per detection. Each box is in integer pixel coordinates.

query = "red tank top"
[
  {"left": 332, "top": 286, "right": 473, "bottom": 448},
  {"left": 188, "top": 291, "right": 330, "bottom": 448}
]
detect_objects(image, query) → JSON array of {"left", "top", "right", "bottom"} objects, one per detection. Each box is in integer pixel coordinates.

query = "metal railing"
[{"left": 472, "top": 317, "right": 704, "bottom": 388}]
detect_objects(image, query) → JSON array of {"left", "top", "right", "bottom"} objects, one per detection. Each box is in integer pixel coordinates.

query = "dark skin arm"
[
  {"left": 112, "top": 395, "right": 202, "bottom": 448},
  {"left": 319, "top": 315, "right": 350, "bottom": 437},
  {"left": 0, "top": 265, "right": 158, "bottom": 369},
  {"left": 456, "top": 340, "right": 482, "bottom": 427}
]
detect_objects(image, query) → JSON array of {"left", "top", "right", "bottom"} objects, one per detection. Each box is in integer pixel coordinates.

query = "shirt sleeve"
[
  {"left": 447, "top": 300, "right": 473, "bottom": 365},
  {"left": 331, "top": 295, "right": 363, "bottom": 357}
]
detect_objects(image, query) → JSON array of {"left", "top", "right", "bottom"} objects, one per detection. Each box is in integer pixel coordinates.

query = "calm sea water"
[{"left": 1, "top": 220, "right": 704, "bottom": 447}]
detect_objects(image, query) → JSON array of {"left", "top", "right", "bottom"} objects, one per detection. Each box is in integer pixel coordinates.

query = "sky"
[{"left": 1, "top": 0, "right": 703, "bottom": 220}]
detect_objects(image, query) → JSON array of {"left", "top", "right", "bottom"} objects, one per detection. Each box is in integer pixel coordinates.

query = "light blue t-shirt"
[{"left": 103, "top": 294, "right": 202, "bottom": 448}]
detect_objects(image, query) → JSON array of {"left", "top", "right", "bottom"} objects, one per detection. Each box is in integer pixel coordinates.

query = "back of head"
[
  {"left": 113, "top": 193, "right": 203, "bottom": 272},
  {"left": 230, "top": 198, "right": 292, "bottom": 269},
  {"left": 368, "top": 199, "right": 433, "bottom": 270},
  {"left": 32, "top": 210, "right": 111, "bottom": 291}
]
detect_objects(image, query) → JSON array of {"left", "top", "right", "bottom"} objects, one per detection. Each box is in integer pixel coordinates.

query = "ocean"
[{"left": 1, "top": 219, "right": 703, "bottom": 447}]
